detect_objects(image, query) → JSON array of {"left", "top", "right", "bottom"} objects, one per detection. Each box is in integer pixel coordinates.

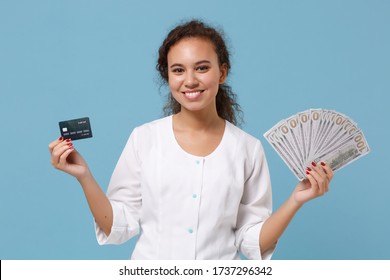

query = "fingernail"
[
  {"left": 66, "top": 139, "right": 71, "bottom": 142},
  {"left": 306, "top": 171, "right": 310, "bottom": 175},
  {"left": 311, "top": 161, "right": 317, "bottom": 167},
  {"left": 306, "top": 167, "right": 312, "bottom": 171},
  {"left": 320, "top": 162, "right": 326, "bottom": 166},
  {"left": 58, "top": 136, "right": 63, "bottom": 141},
  {"left": 68, "top": 143, "right": 73, "bottom": 147}
]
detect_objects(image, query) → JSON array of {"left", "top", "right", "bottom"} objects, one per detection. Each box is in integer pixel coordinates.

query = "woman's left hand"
[{"left": 293, "top": 161, "right": 334, "bottom": 206}]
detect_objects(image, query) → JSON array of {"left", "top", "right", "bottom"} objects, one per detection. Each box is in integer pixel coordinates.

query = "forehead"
[{"left": 167, "top": 37, "right": 218, "bottom": 64}]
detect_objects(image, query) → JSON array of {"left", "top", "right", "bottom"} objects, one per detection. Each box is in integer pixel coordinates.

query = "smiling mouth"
[{"left": 183, "top": 90, "right": 205, "bottom": 99}]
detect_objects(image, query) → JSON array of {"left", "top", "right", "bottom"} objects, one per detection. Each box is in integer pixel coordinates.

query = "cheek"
[
  {"left": 202, "top": 74, "right": 221, "bottom": 88},
  {"left": 167, "top": 75, "right": 181, "bottom": 90}
]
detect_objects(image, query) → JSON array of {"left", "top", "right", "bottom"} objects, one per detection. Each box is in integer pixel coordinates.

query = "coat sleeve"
[
  {"left": 95, "top": 128, "right": 142, "bottom": 245},
  {"left": 235, "top": 140, "right": 276, "bottom": 259}
]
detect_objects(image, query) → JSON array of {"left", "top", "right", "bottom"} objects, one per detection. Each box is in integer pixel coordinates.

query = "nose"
[{"left": 184, "top": 71, "right": 199, "bottom": 88}]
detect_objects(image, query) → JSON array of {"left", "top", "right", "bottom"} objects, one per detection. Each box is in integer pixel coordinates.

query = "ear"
[{"left": 219, "top": 63, "right": 228, "bottom": 84}]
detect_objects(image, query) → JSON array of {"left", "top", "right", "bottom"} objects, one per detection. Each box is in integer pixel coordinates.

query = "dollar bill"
[
  {"left": 312, "top": 130, "right": 370, "bottom": 171},
  {"left": 264, "top": 124, "right": 306, "bottom": 180},
  {"left": 264, "top": 109, "right": 370, "bottom": 181}
]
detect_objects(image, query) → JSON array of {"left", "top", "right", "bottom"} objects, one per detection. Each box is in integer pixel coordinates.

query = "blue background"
[{"left": 1, "top": 0, "right": 389, "bottom": 259}]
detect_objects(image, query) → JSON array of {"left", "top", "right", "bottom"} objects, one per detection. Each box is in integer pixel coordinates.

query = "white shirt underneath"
[{"left": 95, "top": 116, "right": 275, "bottom": 259}]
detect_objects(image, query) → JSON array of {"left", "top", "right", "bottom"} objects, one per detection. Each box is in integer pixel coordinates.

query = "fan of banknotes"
[{"left": 263, "top": 108, "right": 370, "bottom": 180}]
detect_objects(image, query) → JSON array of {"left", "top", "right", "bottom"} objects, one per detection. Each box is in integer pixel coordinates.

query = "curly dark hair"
[{"left": 156, "top": 19, "right": 243, "bottom": 126}]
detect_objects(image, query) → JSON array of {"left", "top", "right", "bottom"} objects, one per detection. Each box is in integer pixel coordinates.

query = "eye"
[
  {"left": 196, "top": 65, "right": 210, "bottom": 72},
  {"left": 172, "top": 68, "right": 185, "bottom": 74}
]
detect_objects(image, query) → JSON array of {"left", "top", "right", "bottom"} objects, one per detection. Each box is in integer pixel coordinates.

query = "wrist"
[
  {"left": 76, "top": 168, "right": 93, "bottom": 185},
  {"left": 288, "top": 194, "right": 304, "bottom": 212}
]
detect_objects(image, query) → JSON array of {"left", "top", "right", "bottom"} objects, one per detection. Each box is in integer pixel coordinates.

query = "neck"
[{"left": 174, "top": 108, "right": 223, "bottom": 132}]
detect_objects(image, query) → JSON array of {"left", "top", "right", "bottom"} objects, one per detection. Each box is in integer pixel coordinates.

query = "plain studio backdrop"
[{"left": 0, "top": 0, "right": 389, "bottom": 259}]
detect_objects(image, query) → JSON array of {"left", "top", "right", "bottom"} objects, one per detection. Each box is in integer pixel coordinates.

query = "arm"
[
  {"left": 77, "top": 170, "right": 113, "bottom": 236},
  {"left": 259, "top": 161, "right": 334, "bottom": 254},
  {"left": 49, "top": 137, "right": 113, "bottom": 236}
]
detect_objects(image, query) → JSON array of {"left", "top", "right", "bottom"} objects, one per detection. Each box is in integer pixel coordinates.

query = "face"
[{"left": 167, "top": 37, "right": 227, "bottom": 114}]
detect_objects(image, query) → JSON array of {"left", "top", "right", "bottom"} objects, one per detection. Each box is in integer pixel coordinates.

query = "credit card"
[{"left": 59, "top": 117, "right": 93, "bottom": 140}]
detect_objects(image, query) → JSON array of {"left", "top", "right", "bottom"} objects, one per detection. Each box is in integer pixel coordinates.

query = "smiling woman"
[
  {"left": 48, "top": 19, "right": 334, "bottom": 260},
  {"left": 157, "top": 20, "right": 242, "bottom": 126},
  {"left": 166, "top": 37, "right": 228, "bottom": 157},
  {"left": 167, "top": 38, "right": 227, "bottom": 114}
]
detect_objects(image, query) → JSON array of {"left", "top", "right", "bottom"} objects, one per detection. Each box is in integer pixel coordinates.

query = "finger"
[
  {"left": 320, "top": 161, "right": 334, "bottom": 181},
  {"left": 51, "top": 145, "right": 70, "bottom": 167},
  {"left": 313, "top": 161, "right": 331, "bottom": 191},
  {"left": 51, "top": 142, "right": 74, "bottom": 168},
  {"left": 58, "top": 145, "right": 74, "bottom": 167},
  {"left": 307, "top": 166, "right": 326, "bottom": 195},
  {"left": 51, "top": 138, "right": 73, "bottom": 154},
  {"left": 305, "top": 171, "right": 320, "bottom": 195},
  {"left": 48, "top": 136, "right": 65, "bottom": 153},
  {"left": 311, "top": 161, "right": 327, "bottom": 178},
  {"left": 320, "top": 162, "right": 332, "bottom": 193}
]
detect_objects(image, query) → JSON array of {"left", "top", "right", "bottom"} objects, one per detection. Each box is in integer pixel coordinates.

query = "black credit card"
[{"left": 59, "top": 117, "right": 93, "bottom": 140}]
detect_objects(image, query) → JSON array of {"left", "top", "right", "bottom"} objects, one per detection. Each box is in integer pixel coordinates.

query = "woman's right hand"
[{"left": 49, "top": 137, "right": 90, "bottom": 180}]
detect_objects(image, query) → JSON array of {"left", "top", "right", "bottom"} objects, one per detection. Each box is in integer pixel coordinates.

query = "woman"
[{"left": 49, "top": 20, "right": 333, "bottom": 259}]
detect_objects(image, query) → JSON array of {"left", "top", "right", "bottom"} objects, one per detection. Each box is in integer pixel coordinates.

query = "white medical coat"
[{"left": 95, "top": 116, "right": 275, "bottom": 259}]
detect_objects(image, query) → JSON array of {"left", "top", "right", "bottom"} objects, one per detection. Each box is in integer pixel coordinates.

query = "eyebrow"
[{"left": 169, "top": 60, "right": 211, "bottom": 68}]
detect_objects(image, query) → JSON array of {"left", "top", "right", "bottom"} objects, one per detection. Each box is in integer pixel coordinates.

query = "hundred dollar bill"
[
  {"left": 297, "top": 110, "right": 311, "bottom": 163},
  {"left": 264, "top": 123, "right": 306, "bottom": 180},
  {"left": 264, "top": 108, "right": 370, "bottom": 181},
  {"left": 285, "top": 114, "right": 305, "bottom": 167},
  {"left": 312, "top": 130, "right": 370, "bottom": 172},
  {"left": 308, "top": 108, "right": 322, "bottom": 163},
  {"left": 277, "top": 118, "right": 304, "bottom": 168},
  {"left": 318, "top": 115, "right": 358, "bottom": 156}
]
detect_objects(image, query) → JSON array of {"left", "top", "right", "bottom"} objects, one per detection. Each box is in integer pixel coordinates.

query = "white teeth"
[{"left": 185, "top": 91, "right": 202, "bottom": 97}]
